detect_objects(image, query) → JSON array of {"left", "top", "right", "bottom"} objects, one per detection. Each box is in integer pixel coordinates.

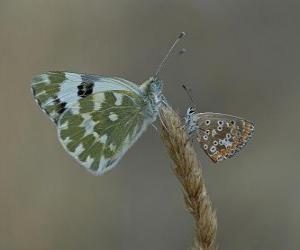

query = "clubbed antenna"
[
  {"left": 178, "top": 48, "right": 187, "bottom": 55},
  {"left": 154, "top": 32, "right": 186, "bottom": 78}
]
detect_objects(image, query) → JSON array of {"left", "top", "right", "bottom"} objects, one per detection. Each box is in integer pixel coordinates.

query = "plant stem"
[{"left": 159, "top": 106, "right": 217, "bottom": 250}]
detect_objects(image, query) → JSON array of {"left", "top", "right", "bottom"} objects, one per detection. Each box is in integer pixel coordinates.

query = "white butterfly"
[{"left": 31, "top": 33, "right": 185, "bottom": 175}]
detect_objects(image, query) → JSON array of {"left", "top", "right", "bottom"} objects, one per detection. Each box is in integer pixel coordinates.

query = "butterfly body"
[
  {"left": 184, "top": 107, "right": 254, "bottom": 162},
  {"left": 32, "top": 71, "right": 163, "bottom": 175},
  {"left": 184, "top": 107, "right": 199, "bottom": 136}
]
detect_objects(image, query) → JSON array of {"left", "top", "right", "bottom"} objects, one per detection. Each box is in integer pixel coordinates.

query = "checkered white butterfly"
[{"left": 31, "top": 32, "right": 185, "bottom": 175}]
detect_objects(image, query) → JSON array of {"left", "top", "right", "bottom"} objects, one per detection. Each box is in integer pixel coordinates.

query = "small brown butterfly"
[{"left": 184, "top": 107, "right": 254, "bottom": 162}]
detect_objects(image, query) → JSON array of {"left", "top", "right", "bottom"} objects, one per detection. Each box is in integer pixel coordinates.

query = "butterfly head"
[
  {"left": 140, "top": 77, "right": 163, "bottom": 113},
  {"left": 186, "top": 106, "right": 196, "bottom": 116},
  {"left": 149, "top": 77, "right": 163, "bottom": 93},
  {"left": 141, "top": 77, "right": 163, "bottom": 94},
  {"left": 184, "top": 106, "right": 198, "bottom": 136}
]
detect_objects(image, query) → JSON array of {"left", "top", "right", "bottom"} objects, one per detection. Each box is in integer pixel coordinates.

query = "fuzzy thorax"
[{"left": 140, "top": 77, "right": 163, "bottom": 114}]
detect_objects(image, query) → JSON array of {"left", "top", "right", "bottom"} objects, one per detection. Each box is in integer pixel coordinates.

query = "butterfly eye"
[
  {"left": 203, "top": 144, "right": 208, "bottom": 150},
  {"left": 203, "top": 135, "right": 208, "bottom": 140},
  {"left": 218, "top": 120, "right": 224, "bottom": 126},
  {"left": 205, "top": 120, "right": 211, "bottom": 125},
  {"left": 188, "top": 108, "right": 194, "bottom": 114},
  {"left": 213, "top": 141, "right": 218, "bottom": 146},
  {"left": 226, "top": 133, "right": 232, "bottom": 139},
  {"left": 205, "top": 130, "right": 210, "bottom": 135},
  {"left": 230, "top": 120, "right": 235, "bottom": 126},
  {"left": 217, "top": 126, "right": 222, "bottom": 131}
]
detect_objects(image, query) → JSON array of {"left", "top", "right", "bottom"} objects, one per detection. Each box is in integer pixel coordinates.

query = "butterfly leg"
[
  {"left": 161, "top": 95, "right": 171, "bottom": 108},
  {"left": 158, "top": 110, "right": 169, "bottom": 131},
  {"left": 151, "top": 123, "right": 158, "bottom": 131},
  {"left": 175, "top": 124, "right": 186, "bottom": 130}
]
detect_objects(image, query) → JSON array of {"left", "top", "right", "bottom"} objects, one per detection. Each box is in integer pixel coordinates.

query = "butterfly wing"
[
  {"left": 31, "top": 71, "right": 140, "bottom": 123},
  {"left": 57, "top": 90, "right": 155, "bottom": 175},
  {"left": 32, "top": 71, "right": 155, "bottom": 175},
  {"left": 194, "top": 113, "right": 254, "bottom": 162}
]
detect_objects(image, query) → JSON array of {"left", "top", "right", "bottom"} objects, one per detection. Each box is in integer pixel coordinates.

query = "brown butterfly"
[
  {"left": 184, "top": 108, "right": 254, "bottom": 162},
  {"left": 182, "top": 86, "right": 254, "bottom": 162}
]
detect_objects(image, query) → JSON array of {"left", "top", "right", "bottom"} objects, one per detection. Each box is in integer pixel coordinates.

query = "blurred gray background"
[{"left": 1, "top": 0, "right": 299, "bottom": 249}]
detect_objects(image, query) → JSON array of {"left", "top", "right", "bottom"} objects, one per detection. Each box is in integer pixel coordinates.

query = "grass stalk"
[{"left": 159, "top": 106, "right": 217, "bottom": 250}]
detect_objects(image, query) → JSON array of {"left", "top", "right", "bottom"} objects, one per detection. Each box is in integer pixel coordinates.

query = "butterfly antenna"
[
  {"left": 154, "top": 32, "right": 186, "bottom": 79},
  {"left": 182, "top": 84, "right": 195, "bottom": 105}
]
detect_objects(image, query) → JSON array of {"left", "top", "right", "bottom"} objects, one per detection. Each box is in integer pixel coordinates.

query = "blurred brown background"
[{"left": 1, "top": 0, "right": 299, "bottom": 249}]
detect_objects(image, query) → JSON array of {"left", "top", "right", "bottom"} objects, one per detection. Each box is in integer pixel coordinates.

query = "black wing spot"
[
  {"left": 54, "top": 98, "right": 67, "bottom": 115},
  {"left": 77, "top": 81, "right": 94, "bottom": 97}
]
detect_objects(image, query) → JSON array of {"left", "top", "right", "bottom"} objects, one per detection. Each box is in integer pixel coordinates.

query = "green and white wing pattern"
[
  {"left": 31, "top": 71, "right": 140, "bottom": 123},
  {"left": 31, "top": 71, "right": 161, "bottom": 175},
  {"left": 57, "top": 90, "right": 152, "bottom": 175}
]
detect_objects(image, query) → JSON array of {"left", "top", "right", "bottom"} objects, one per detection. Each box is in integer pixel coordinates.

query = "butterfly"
[
  {"left": 31, "top": 32, "right": 185, "bottom": 175},
  {"left": 182, "top": 86, "right": 254, "bottom": 162}
]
